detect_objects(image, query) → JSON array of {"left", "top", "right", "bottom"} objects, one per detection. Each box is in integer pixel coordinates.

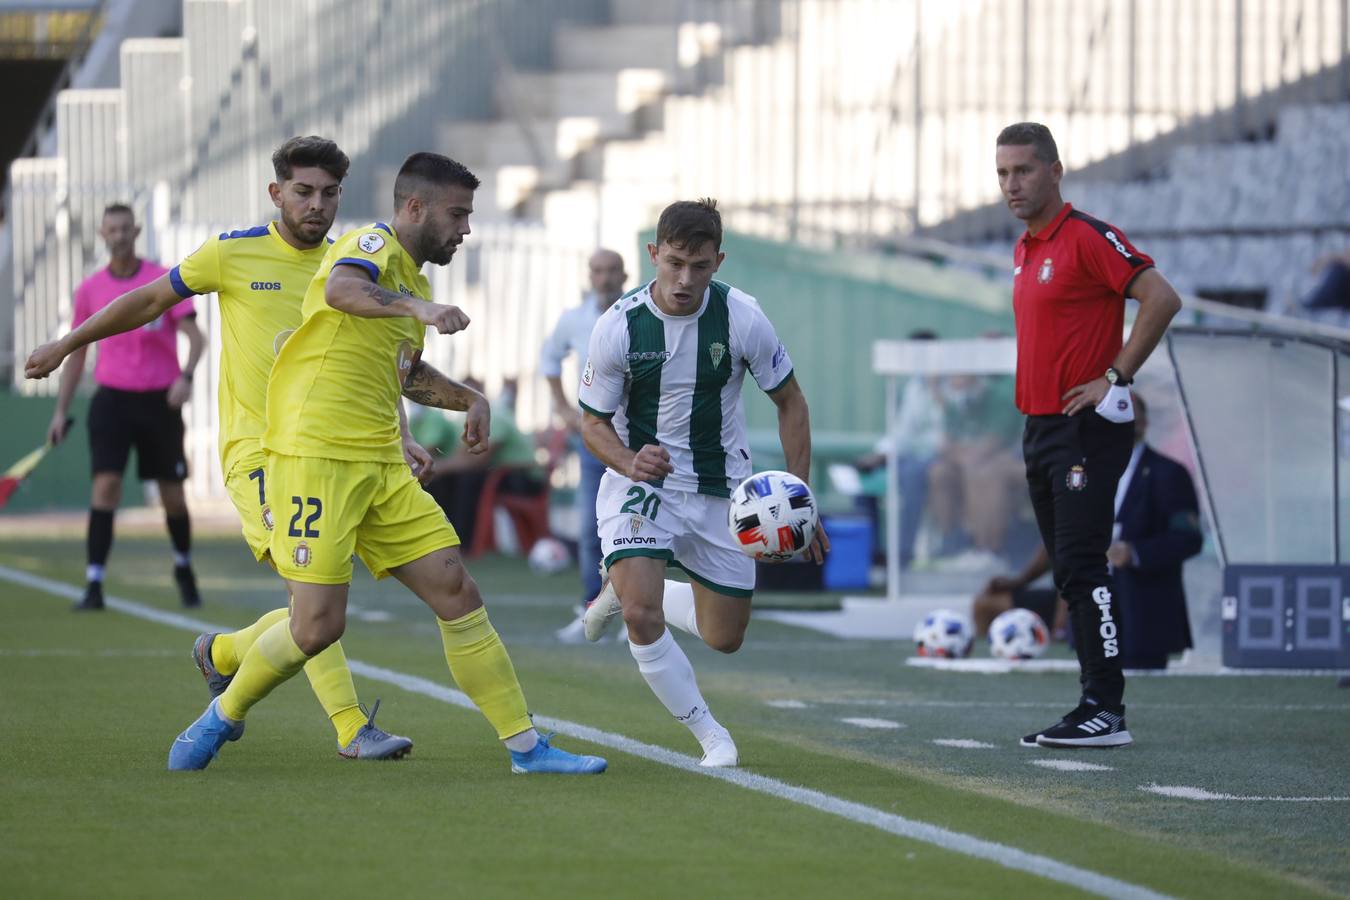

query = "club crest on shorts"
[
  {"left": 293, "top": 540, "right": 312, "bottom": 567},
  {"left": 709, "top": 341, "right": 726, "bottom": 368},
  {"left": 1066, "top": 465, "right": 1087, "bottom": 491},
  {"left": 629, "top": 515, "right": 643, "bottom": 538},
  {"left": 1037, "top": 258, "right": 1054, "bottom": 284},
  {"left": 261, "top": 505, "right": 274, "bottom": 531},
  {"left": 358, "top": 232, "right": 385, "bottom": 254}
]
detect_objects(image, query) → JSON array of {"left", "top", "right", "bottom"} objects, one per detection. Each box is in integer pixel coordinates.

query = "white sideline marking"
[
  {"left": 933, "top": 739, "right": 996, "bottom": 749},
  {"left": 1031, "top": 760, "right": 1115, "bottom": 773},
  {"left": 766, "top": 699, "right": 809, "bottom": 709},
  {"left": 1141, "top": 784, "right": 1350, "bottom": 802},
  {"left": 841, "top": 717, "right": 904, "bottom": 730},
  {"left": 0, "top": 564, "right": 1173, "bottom": 900}
]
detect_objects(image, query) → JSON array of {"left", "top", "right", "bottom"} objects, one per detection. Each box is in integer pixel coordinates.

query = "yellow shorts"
[
  {"left": 224, "top": 455, "right": 276, "bottom": 562},
  {"left": 266, "top": 452, "right": 459, "bottom": 584}
]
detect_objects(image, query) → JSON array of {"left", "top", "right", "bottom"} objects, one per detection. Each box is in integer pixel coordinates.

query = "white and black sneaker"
[{"left": 1035, "top": 702, "right": 1131, "bottom": 749}]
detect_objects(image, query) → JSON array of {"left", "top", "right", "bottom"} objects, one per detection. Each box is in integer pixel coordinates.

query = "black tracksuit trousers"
[{"left": 1023, "top": 412, "right": 1134, "bottom": 710}]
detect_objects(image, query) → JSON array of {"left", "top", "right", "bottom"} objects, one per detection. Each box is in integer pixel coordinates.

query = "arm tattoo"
[
  {"left": 402, "top": 360, "right": 479, "bottom": 411},
  {"left": 360, "top": 281, "right": 404, "bottom": 307}
]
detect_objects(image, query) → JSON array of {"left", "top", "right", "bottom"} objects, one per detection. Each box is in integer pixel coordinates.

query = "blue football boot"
[
  {"left": 509, "top": 733, "right": 607, "bottom": 775},
  {"left": 167, "top": 698, "right": 245, "bottom": 771}
]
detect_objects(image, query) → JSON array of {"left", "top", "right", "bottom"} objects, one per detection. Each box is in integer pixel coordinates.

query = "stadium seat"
[{"left": 468, "top": 428, "right": 569, "bottom": 558}]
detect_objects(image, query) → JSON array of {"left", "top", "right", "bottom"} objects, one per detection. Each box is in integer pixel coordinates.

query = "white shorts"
[{"left": 597, "top": 471, "right": 755, "bottom": 598}]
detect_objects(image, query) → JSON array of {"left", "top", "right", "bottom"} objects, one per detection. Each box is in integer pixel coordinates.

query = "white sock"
[
  {"left": 86, "top": 564, "right": 104, "bottom": 583},
  {"left": 628, "top": 628, "right": 720, "bottom": 743},
  {"left": 661, "top": 580, "right": 701, "bottom": 639},
  {"left": 503, "top": 728, "right": 539, "bottom": 753}
]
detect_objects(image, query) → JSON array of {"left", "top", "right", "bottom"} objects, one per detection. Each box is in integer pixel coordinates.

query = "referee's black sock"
[
  {"left": 86, "top": 508, "right": 115, "bottom": 583},
  {"left": 166, "top": 513, "right": 192, "bottom": 567}
]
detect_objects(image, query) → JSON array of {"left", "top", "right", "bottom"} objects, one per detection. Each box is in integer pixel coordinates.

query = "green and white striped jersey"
[{"left": 578, "top": 279, "right": 794, "bottom": 497}]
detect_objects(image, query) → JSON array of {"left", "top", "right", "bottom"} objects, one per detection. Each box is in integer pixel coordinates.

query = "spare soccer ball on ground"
[
  {"left": 527, "top": 536, "right": 572, "bottom": 575},
  {"left": 988, "top": 607, "right": 1050, "bottom": 659},
  {"left": 913, "top": 609, "right": 974, "bottom": 658},
  {"left": 727, "top": 470, "right": 819, "bottom": 562}
]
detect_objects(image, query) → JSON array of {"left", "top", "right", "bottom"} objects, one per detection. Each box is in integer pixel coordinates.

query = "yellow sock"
[
  {"left": 301, "top": 639, "right": 365, "bottom": 746},
  {"left": 437, "top": 608, "right": 532, "bottom": 741},
  {"left": 212, "top": 607, "right": 289, "bottom": 676},
  {"left": 218, "top": 618, "right": 310, "bottom": 722}
]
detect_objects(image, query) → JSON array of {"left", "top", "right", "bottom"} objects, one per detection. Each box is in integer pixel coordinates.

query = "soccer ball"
[
  {"left": 727, "top": 470, "right": 819, "bottom": 562},
  {"left": 912, "top": 609, "right": 974, "bottom": 658},
  {"left": 526, "top": 537, "right": 571, "bottom": 575},
  {"left": 988, "top": 608, "right": 1050, "bottom": 660}
]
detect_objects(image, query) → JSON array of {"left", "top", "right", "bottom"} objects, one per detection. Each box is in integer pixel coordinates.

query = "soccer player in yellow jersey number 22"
[
  {"left": 25, "top": 137, "right": 416, "bottom": 760},
  {"left": 164, "top": 152, "right": 607, "bottom": 774}
]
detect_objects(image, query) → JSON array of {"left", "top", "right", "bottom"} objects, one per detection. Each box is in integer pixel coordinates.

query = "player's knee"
[
  {"left": 291, "top": 614, "right": 345, "bottom": 655},
  {"left": 622, "top": 601, "right": 664, "bottom": 641},
  {"left": 705, "top": 631, "right": 743, "bottom": 654}
]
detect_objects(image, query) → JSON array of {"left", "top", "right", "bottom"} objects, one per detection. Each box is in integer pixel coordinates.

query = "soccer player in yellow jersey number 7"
[
  {"left": 164, "top": 152, "right": 607, "bottom": 774},
  {"left": 25, "top": 137, "right": 416, "bottom": 761}
]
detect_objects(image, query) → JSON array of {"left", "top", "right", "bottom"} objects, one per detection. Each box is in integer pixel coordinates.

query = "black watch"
[{"left": 1105, "top": 367, "right": 1131, "bottom": 387}]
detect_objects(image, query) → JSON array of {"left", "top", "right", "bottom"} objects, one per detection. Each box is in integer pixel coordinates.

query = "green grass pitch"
[{"left": 1, "top": 534, "right": 1346, "bottom": 899}]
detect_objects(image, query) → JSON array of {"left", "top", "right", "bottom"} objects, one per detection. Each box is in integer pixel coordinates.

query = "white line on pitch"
[
  {"left": 933, "top": 739, "right": 997, "bottom": 749},
  {"left": 1031, "top": 759, "right": 1115, "bottom": 773},
  {"left": 0, "top": 564, "right": 1173, "bottom": 900},
  {"left": 1140, "top": 784, "right": 1349, "bottom": 802},
  {"left": 840, "top": 717, "right": 905, "bottom": 729}
]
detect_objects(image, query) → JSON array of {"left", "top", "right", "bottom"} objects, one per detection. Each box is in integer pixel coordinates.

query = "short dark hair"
[
  {"left": 394, "top": 152, "right": 480, "bottom": 205},
  {"left": 656, "top": 198, "right": 722, "bottom": 252},
  {"left": 272, "top": 135, "right": 350, "bottom": 183},
  {"left": 996, "top": 122, "right": 1059, "bottom": 164},
  {"left": 102, "top": 203, "right": 134, "bottom": 221}
]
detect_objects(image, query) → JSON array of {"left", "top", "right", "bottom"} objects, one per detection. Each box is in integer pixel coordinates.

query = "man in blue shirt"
[{"left": 541, "top": 249, "right": 627, "bottom": 641}]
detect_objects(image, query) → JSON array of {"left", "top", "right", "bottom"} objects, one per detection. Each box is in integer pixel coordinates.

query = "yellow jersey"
[
  {"left": 263, "top": 222, "right": 431, "bottom": 463},
  {"left": 170, "top": 222, "right": 330, "bottom": 475}
]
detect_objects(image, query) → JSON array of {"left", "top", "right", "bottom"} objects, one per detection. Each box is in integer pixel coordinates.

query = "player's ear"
[
  {"left": 713, "top": 250, "right": 725, "bottom": 272},
  {"left": 268, "top": 182, "right": 283, "bottom": 209},
  {"left": 647, "top": 242, "right": 659, "bottom": 265}
]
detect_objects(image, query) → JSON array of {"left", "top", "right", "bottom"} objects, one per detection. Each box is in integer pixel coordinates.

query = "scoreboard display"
[{"left": 1222, "top": 565, "right": 1350, "bottom": 668}]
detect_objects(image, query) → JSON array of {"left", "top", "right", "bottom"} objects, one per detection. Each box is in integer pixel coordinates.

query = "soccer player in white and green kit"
[{"left": 579, "top": 199, "right": 828, "bottom": 766}]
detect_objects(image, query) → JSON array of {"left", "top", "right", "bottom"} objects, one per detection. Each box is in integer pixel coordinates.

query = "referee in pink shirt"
[{"left": 46, "top": 204, "right": 206, "bottom": 611}]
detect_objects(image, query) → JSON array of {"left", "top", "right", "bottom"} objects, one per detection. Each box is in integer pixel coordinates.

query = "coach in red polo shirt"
[{"left": 996, "top": 123, "right": 1182, "bottom": 749}]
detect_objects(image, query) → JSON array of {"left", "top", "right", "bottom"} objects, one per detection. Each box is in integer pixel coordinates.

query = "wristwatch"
[{"left": 1105, "top": 366, "right": 1132, "bottom": 387}]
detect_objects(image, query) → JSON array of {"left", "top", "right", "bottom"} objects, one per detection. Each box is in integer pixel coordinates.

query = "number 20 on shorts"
[{"left": 619, "top": 484, "right": 661, "bottom": 521}]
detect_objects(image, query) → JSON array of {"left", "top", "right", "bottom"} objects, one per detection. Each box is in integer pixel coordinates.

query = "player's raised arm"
[
  {"left": 324, "top": 263, "right": 470, "bottom": 334},
  {"left": 25, "top": 274, "right": 183, "bottom": 380},
  {"left": 401, "top": 358, "right": 491, "bottom": 454}
]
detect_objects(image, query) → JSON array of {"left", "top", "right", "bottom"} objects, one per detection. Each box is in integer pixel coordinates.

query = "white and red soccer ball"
[
  {"left": 912, "top": 609, "right": 974, "bottom": 658},
  {"left": 988, "top": 608, "right": 1050, "bottom": 659},
  {"left": 728, "top": 470, "right": 819, "bottom": 562}
]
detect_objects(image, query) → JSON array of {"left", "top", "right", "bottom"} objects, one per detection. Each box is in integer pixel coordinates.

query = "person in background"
[
  {"left": 45, "top": 203, "right": 206, "bottom": 611},
  {"left": 853, "top": 329, "right": 943, "bottom": 569},
  {"left": 541, "top": 249, "right": 627, "bottom": 641},
  {"left": 417, "top": 377, "right": 545, "bottom": 550},
  {"left": 1104, "top": 394, "right": 1202, "bottom": 669},
  {"left": 971, "top": 543, "right": 1065, "bottom": 639}
]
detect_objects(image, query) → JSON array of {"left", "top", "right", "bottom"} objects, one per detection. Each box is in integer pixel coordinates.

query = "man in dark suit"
[{"left": 1105, "top": 395, "right": 1204, "bottom": 668}]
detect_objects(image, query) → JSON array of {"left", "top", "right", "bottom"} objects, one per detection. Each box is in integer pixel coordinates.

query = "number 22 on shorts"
[{"left": 288, "top": 496, "right": 323, "bottom": 537}]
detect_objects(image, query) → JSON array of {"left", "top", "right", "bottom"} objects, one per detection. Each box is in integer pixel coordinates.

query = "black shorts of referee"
[{"left": 87, "top": 385, "right": 189, "bottom": 481}]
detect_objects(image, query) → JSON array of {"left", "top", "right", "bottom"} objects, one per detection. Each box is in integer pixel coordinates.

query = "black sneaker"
[
  {"left": 73, "top": 581, "right": 105, "bottom": 612},
  {"left": 174, "top": 565, "right": 202, "bottom": 608},
  {"left": 1036, "top": 702, "right": 1131, "bottom": 749}
]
